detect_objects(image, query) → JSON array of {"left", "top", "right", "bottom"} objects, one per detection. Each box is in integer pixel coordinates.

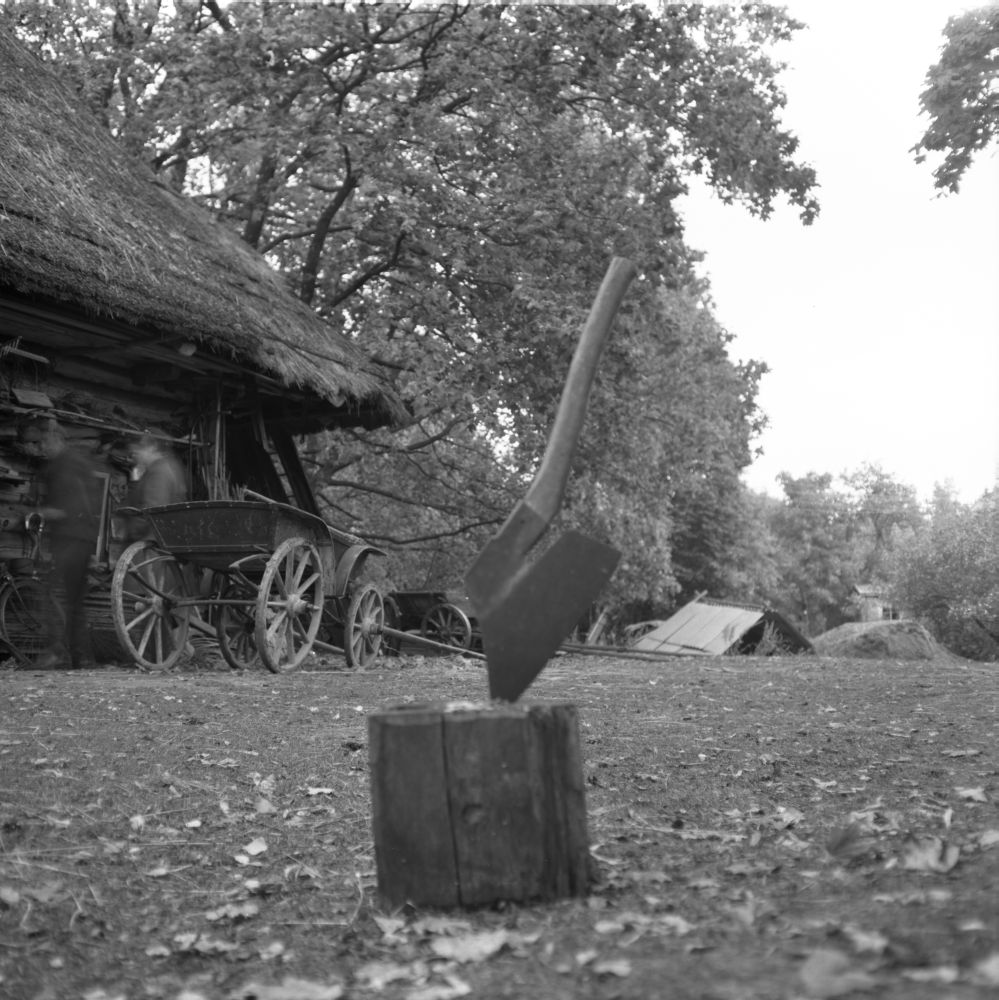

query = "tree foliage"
[
  {"left": 915, "top": 6, "right": 999, "bottom": 192},
  {"left": 889, "top": 488, "right": 999, "bottom": 659},
  {"left": 6, "top": 1, "right": 821, "bottom": 611},
  {"left": 745, "top": 465, "right": 925, "bottom": 637}
]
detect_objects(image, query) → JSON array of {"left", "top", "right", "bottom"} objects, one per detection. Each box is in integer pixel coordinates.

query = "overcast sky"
[{"left": 679, "top": 1, "right": 999, "bottom": 503}]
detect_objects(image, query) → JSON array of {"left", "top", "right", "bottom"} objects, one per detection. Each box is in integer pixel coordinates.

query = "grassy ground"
[{"left": 1, "top": 650, "right": 997, "bottom": 1000}]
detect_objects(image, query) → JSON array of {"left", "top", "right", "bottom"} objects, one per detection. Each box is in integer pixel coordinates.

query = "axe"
[{"left": 466, "top": 256, "right": 638, "bottom": 701}]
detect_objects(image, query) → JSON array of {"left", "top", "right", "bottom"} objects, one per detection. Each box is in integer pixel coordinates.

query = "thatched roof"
[{"left": 0, "top": 29, "right": 402, "bottom": 428}]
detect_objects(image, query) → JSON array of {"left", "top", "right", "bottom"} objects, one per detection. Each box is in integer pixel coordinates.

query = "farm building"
[
  {"left": 0, "top": 30, "right": 402, "bottom": 569},
  {"left": 852, "top": 584, "right": 901, "bottom": 623},
  {"left": 630, "top": 597, "right": 813, "bottom": 657}
]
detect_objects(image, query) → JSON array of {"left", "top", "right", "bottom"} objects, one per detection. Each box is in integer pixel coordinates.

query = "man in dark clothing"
[
  {"left": 38, "top": 422, "right": 99, "bottom": 670},
  {"left": 124, "top": 434, "right": 187, "bottom": 542}
]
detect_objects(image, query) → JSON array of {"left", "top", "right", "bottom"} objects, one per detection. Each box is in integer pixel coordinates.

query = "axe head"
[{"left": 468, "top": 529, "right": 620, "bottom": 702}]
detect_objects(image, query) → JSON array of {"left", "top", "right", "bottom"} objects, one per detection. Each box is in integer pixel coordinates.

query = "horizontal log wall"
[{"left": 0, "top": 351, "right": 189, "bottom": 564}]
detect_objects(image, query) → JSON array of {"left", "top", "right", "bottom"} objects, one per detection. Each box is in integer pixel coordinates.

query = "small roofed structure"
[
  {"left": 852, "top": 583, "right": 900, "bottom": 623},
  {"left": 630, "top": 597, "right": 813, "bottom": 657}
]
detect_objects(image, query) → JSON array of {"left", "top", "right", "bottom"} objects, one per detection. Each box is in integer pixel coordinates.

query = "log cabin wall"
[{"left": 0, "top": 309, "right": 225, "bottom": 567}]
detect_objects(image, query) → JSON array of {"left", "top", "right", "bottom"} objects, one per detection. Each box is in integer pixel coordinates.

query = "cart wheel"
[
  {"left": 111, "top": 541, "right": 191, "bottom": 671},
  {"left": 255, "top": 537, "right": 324, "bottom": 674},
  {"left": 215, "top": 582, "right": 261, "bottom": 671},
  {"left": 382, "top": 594, "right": 402, "bottom": 657},
  {"left": 344, "top": 584, "right": 385, "bottom": 669},
  {"left": 421, "top": 602, "right": 473, "bottom": 650},
  {"left": 0, "top": 579, "right": 64, "bottom": 667}
]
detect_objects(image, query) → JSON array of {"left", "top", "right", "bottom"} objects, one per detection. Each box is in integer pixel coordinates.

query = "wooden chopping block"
[{"left": 368, "top": 700, "right": 591, "bottom": 909}]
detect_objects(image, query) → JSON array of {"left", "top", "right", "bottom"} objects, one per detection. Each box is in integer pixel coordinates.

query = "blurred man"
[
  {"left": 38, "top": 421, "right": 99, "bottom": 669},
  {"left": 124, "top": 435, "right": 187, "bottom": 541}
]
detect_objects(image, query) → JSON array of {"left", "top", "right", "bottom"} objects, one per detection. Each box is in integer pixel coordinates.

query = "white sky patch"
[{"left": 679, "top": 0, "right": 999, "bottom": 502}]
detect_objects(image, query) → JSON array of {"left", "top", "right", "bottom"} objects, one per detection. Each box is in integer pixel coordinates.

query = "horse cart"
[
  {"left": 111, "top": 500, "right": 387, "bottom": 673},
  {"left": 384, "top": 590, "right": 480, "bottom": 654}
]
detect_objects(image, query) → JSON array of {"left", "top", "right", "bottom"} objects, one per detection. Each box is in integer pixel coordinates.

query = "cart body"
[{"left": 111, "top": 500, "right": 386, "bottom": 673}]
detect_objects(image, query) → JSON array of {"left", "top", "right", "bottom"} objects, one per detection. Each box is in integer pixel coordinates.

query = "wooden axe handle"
[{"left": 521, "top": 256, "right": 637, "bottom": 528}]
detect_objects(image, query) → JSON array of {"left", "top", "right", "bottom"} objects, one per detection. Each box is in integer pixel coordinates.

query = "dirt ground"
[{"left": 1, "top": 649, "right": 997, "bottom": 1000}]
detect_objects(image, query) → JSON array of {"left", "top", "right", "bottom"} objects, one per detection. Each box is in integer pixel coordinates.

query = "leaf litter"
[{"left": 0, "top": 655, "right": 996, "bottom": 998}]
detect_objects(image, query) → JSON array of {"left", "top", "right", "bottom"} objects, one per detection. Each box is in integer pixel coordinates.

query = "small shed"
[
  {"left": 630, "top": 597, "right": 813, "bottom": 657},
  {"left": 852, "top": 584, "right": 900, "bottom": 623}
]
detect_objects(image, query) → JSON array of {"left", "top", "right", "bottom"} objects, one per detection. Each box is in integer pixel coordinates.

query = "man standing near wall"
[
  {"left": 38, "top": 421, "right": 99, "bottom": 670},
  {"left": 127, "top": 435, "right": 187, "bottom": 516}
]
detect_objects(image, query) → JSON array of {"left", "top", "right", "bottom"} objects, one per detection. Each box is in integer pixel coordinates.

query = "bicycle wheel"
[{"left": 0, "top": 579, "right": 63, "bottom": 667}]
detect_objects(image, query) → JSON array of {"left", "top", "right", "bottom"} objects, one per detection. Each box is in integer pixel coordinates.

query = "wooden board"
[{"left": 368, "top": 701, "right": 591, "bottom": 908}]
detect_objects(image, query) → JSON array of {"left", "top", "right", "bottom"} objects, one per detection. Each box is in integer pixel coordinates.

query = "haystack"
[{"left": 812, "top": 620, "right": 946, "bottom": 660}]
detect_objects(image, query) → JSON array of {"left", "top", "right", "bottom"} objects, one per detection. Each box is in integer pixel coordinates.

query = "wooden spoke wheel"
[
  {"left": 381, "top": 594, "right": 402, "bottom": 657},
  {"left": 215, "top": 581, "right": 261, "bottom": 671},
  {"left": 111, "top": 541, "right": 191, "bottom": 671},
  {"left": 0, "top": 579, "right": 63, "bottom": 667},
  {"left": 421, "top": 601, "right": 473, "bottom": 650},
  {"left": 344, "top": 584, "right": 385, "bottom": 669},
  {"left": 254, "top": 537, "right": 324, "bottom": 674}
]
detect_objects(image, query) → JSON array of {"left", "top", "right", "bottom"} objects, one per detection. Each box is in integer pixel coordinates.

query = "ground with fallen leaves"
[{"left": 1, "top": 650, "right": 997, "bottom": 1000}]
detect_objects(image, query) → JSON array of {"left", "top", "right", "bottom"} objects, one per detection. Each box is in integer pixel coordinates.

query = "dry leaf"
[
  {"left": 841, "top": 925, "right": 889, "bottom": 955},
  {"left": 901, "top": 836, "right": 960, "bottom": 873},
  {"left": 373, "top": 915, "right": 407, "bottom": 941},
  {"left": 259, "top": 941, "right": 286, "bottom": 961},
  {"left": 972, "top": 952, "right": 999, "bottom": 986},
  {"left": 430, "top": 929, "right": 508, "bottom": 963},
  {"left": 412, "top": 916, "right": 473, "bottom": 937},
  {"left": 658, "top": 914, "right": 694, "bottom": 936},
  {"left": 231, "top": 977, "right": 344, "bottom": 1000},
  {"left": 594, "top": 919, "right": 625, "bottom": 935},
  {"left": 354, "top": 960, "right": 426, "bottom": 990},
  {"left": 205, "top": 901, "right": 259, "bottom": 922},
  {"left": 773, "top": 805, "right": 805, "bottom": 828},
  {"left": 901, "top": 966, "right": 959, "bottom": 984},
  {"left": 593, "top": 958, "right": 632, "bottom": 977},
  {"left": 825, "top": 823, "right": 876, "bottom": 862},
  {"left": 173, "top": 932, "right": 238, "bottom": 955},
  {"left": 800, "top": 949, "right": 877, "bottom": 998},
  {"left": 252, "top": 773, "right": 276, "bottom": 795},
  {"left": 955, "top": 787, "right": 987, "bottom": 802},
  {"left": 407, "top": 973, "right": 472, "bottom": 1000},
  {"left": 243, "top": 837, "right": 268, "bottom": 856},
  {"left": 979, "top": 829, "right": 999, "bottom": 849}
]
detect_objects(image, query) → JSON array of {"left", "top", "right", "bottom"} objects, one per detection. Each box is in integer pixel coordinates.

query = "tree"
[
  {"left": 914, "top": 6, "right": 999, "bottom": 192},
  {"left": 765, "top": 473, "right": 862, "bottom": 635},
  {"left": 841, "top": 463, "right": 924, "bottom": 584},
  {"left": 7, "top": 2, "right": 820, "bottom": 609},
  {"left": 757, "top": 466, "right": 926, "bottom": 636},
  {"left": 889, "top": 489, "right": 999, "bottom": 659}
]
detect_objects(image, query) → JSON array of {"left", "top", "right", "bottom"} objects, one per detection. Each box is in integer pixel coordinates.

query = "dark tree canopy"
[
  {"left": 915, "top": 6, "right": 999, "bottom": 192},
  {"left": 6, "top": 1, "right": 822, "bottom": 613}
]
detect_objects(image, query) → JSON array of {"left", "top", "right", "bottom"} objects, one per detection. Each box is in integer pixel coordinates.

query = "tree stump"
[{"left": 368, "top": 701, "right": 591, "bottom": 909}]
